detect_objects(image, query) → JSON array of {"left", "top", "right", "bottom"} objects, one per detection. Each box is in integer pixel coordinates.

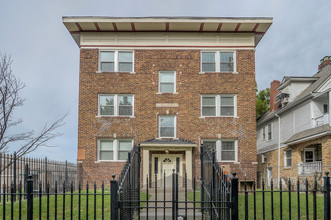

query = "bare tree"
[{"left": 0, "top": 53, "right": 66, "bottom": 157}]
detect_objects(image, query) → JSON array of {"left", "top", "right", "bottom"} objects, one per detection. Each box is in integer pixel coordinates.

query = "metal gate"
[{"left": 112, "top": 144, "right": 239, "bottom": 220}]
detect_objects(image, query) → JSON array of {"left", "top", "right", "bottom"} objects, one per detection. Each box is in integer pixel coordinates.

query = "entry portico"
[{"left": 140, "top": 138, "right": 196, "bottom": 187}]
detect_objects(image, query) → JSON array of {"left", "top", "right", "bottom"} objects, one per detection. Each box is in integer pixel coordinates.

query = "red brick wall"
[{"left": 78, "top": 49, "right": 257, "bottom": 185}]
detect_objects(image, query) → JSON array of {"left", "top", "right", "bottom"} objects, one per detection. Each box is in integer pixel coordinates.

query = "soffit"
[{"left": 63, "top": 16, "right": 272, "bottom": 47}]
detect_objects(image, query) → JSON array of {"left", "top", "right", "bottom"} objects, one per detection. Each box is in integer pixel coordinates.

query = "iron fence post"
[
  {"left": 45, "top": 157, "right": 47, "bottom": 193},
  {"left": 231, "top": 173, "right": 238, "bottom": 220},
  {"left": 13, "top": 152, "right": 17, "bottom": 200},
  {"left": 24, "top": 164, "right": 29, "bottom": 199},
  {"left": 65, "top": 160, "right": 68, "bottom": 190},
  {"left": 111, "top": 175, "right": 119, "bottom": 220},
  {"left": 324, "top": 172, "right": 330, "bottom": 220},
  {"left": 200, "top": 144, "right": 204, "bottom": 213},
  {"left": 27, "top": 174, "right": 33, "bottom": 220},
  {"left": 172, "top": 169, "right": 176, "bottom": 220}
]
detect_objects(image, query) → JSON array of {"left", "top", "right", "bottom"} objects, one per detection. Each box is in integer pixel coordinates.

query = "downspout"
[{"left": 275, "top": 113, "right": 281, "bottom": 188}]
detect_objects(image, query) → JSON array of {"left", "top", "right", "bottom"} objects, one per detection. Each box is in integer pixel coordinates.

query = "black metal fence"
[
  {"left": 4, "top": 146, "right": 331, "bottom": 219},
  {"left": 1, "top": 175, "right": 112, "bottom": 219},
  {"left": 200, "top": 145, "right": 235, "bottom": 219},
  {"left": 239, "top": 172, "right": 331, "bottom": 220},
  {"left": 117, "top": 145, "right": 141, "bottom": 219},
  {"left": 0, "top": 152, "right": 77, "bottom": 200},
  {"left": 111, "top": 144, "right": 238, "bottom": 220}
]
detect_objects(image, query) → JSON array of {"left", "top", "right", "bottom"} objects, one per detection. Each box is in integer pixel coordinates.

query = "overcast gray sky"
[{"left": 0, "top": 0, "right": 330, "bottom": 162}]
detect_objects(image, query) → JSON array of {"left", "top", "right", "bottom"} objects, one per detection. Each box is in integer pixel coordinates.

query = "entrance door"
[{"left": 162, "top": 156, "right": 175, "bottom": 187}]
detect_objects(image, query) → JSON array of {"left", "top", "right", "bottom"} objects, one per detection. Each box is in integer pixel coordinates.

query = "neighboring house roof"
[
  {"left": 284, "top": 124, "right": 331, "bottom": 145},
  {"left": 257, "top": 143, "right": 278, "bottom": 154},
  {"left": 278, "top": 76, "right": 318, "bottom": 90},
  {"left": 257, "top": 64, "right": 331, "bottom": 126},
  {"left": 140, "top": 138, "right": 196, "bottom": 145}
]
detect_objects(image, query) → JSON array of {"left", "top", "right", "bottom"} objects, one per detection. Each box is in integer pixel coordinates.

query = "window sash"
[
  {"left": 98, "top": 139, "right": 132, "bottom": 161},
  {"left": 267, "top": 124, "right": 272, "bottom": 140},
  {"left": 99, "top": 51, "right": 133, "bottom": 72},
  {"left": 262, "top": 127, "right": 266, "bottom": 140},
  {"left": 285, "top": 150, "right": 292, "bottom": 167},
  {"left": 221, "top": 141, "right": 235, "bottom": 161},
  {"left": 203, "top": 140, "right": 237, "bottom": 162},
  {"left": 262, "top": 153, "right": 267, "bottom": 163},
  {"left": 159, "top": 72, "right": 175, "bottom": 93},
  {"left": 220, "top": 52, "right": 234, "bottom": 72},
  {"left": 201, "top": 95, "right": 236, "bottom": 117},
  {"left": 159, "top": 116, "right": 175, "bottom": 138},
  {"left": 99, "top": 95, "right": 133, "bottom": 116},
  {"left": 201, "top": 51, "right": 235, "bottom": 72}
]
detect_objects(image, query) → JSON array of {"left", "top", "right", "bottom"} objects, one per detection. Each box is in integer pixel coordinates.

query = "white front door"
[{"left": 162, "top": 156, "right": 175, "bottom": 177}]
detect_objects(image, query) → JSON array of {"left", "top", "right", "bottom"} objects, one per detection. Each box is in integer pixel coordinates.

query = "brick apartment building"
[{"left": 63, "top": 17, "right": 272, "bottom": 186}]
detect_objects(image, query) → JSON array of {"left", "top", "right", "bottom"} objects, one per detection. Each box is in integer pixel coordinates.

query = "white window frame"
[
  {"left": 98, "top": 50, "right": 134, "bottom": 73},
  {"left": 284, "top": 150, "right": 292, "bottom": 168},
  {"left": 202, "top": 139, "right": 238, "bottom": 162},
  {"left": 158, "top": 71, "right": 176, "bottom": 93},
  {"left": 159, "top": 115, "right": 176, "bottom": 138},
  {"left": 267, "top": 123, "right": 272, "bottom": 140},
  {"left": 98, "top": 94, "right": 134, "bottom": 117},
  {"left": 201, "top": 94, "right": 237, "bottom": 117},
  {"left": 262, "top": 127, "right": 266, "bottom": 140},
  {"left": 200, "top": 51, "right": 237, "bottom": 73},
  {"left": 304, "top": 148, "right": 315, "bottom": 163},
  {"left": 262, "top": 153, "right": 267, "bottom": 163},
  {"left": 97, "top": 139, "right": 133, "bottom": 161}
]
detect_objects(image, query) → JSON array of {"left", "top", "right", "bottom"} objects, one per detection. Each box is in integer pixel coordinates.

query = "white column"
[
  {"left": 142, "top": 148, "right": 149, "bottom": 187},
  {"left": 185, "top": 149, "right": 193, "bottom": 188}
]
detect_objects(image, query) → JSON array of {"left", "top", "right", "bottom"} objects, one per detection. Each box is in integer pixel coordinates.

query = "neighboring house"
[
  {"left": 63, "top": 16, "right": 272, "bottom": 187},
  {"left": 257, "top": 56, "right": 331, "bottom": 188}
]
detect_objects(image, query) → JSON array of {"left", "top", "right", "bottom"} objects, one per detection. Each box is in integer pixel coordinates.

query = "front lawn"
[
  {"left": 0, "top": 191, "right": 150, "bottom": 219},
  {"left": 187, "top": 189, "right": 325, "bottom": 219}
]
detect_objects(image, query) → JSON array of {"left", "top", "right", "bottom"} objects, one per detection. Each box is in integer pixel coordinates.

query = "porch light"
[{"left": 165, "top": 149, "right": 169, "bottom": 154}]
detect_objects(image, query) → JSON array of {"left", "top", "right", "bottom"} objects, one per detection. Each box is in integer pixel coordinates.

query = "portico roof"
[
  {"left": 63, "top": 16, "right": 272, "bottom": 47},
  {"left": 140, "top": 138, "right": 196, "bottom": 147}
]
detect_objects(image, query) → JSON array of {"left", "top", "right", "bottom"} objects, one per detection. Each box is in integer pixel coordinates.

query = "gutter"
[{"left": 275, "top": 114, "right": 281, "bottom": 188}]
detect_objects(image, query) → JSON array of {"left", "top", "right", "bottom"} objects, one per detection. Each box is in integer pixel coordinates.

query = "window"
[
  {"left": 98, "top": 94, "right": 133, "bottom": 116},
  {"left": 201, "top": 95, "right": 237, "bottom": 117},
  {"left": 99, "top": 51, "right": 134, "bottom": 72},
  {"left": 285, "top": 150, "right": 292, "bottom": 167},
  {"left": 324, "top": 104, "right": 328, "bottom": 114},
  {"left": 159, "top": 71, "right": 176, "bottom": 93},
  {"left": 267, "top": 124, "right": 272, "bottom": 140},
  {"left": 304, "top": 149, "right": 314, "bottom": 163},
  {"left": 262, "top": 127, "right": 266, "bottom": 140},
  {"left": 159, "top": 116, "right": 176, "bottom": 138},
  {"left": 203, "top": 140, "right": 217, "bottom": 151},
  {"left": 201, "top": 51, "right": 236, "bottom": 73},
  {"left": 221, "top": 141, "right": 236, "bottom": 161},
  {"left": 98, "top": 139, "right": 132, "bottom": 161},
  {"left": 262, "top": 153, "right": 267, "bottom": 163},
  {"left": 202, "top": 140, "right": 238, "bottom": 162}
]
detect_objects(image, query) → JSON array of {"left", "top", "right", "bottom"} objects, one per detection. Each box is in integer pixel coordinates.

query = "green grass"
[
  {"left": 187, "top": 189, "right": 325, "bottom": 219},
  {"left": 0, "top": 191, "right": 150, "bottom": 219},
  {"left": 187, "top": 189, "right": 201, "bottom": 208},
  {"left": 239, "top": 190, "right": 324, "bottom": 219}
]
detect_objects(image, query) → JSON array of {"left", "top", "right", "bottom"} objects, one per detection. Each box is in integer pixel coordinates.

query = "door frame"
[{"left": 152, "top": 154, "right": 183, "bottom": 182}]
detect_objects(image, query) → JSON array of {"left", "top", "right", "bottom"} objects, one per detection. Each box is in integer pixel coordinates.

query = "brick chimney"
[
  {"left": 270, "top": 80, "right": 280, "bottom": 112},
  {"left": 318, "top": 56, "right": 331, "bottom": 71}
]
